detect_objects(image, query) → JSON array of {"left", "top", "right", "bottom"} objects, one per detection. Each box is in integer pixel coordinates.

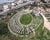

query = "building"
[
  {"left": 3, "top": 3, "right": 9, "bottom": 11},
  {"left": 0, "top": 0, "right": 14, "bottom": 11},
  {"left": 46, "top": 8, "right": 50, "bottom": 12},
  {"left": 44, "top": 0, "right": 49, "bottom": 3},
  {"left": 34, "top": 0, "right": 41, "bottom": 3},
  {"left": 0, "top": 4, "right": 3, "bottom": 12}
]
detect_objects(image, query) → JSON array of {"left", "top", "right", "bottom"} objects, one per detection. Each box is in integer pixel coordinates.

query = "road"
[{"left": 0, "top": 1, "right": 34, "bottom": 15}]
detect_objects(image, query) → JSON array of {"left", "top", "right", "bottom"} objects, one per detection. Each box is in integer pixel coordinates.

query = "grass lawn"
[{"left": 20, "top": 14, "right": 32, "bottom": 25}]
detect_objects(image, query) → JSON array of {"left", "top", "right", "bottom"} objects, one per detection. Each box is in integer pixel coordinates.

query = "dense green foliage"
[
  {"left": 0, "top": 23, "right": 9, "bottom": 35},
  {"left": 20, "top": 14, "right": 32, "bottom": 25}
]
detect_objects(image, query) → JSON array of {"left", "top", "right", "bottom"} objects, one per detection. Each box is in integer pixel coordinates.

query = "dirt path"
[
  {"left": 44, "top": 21, "right": 50, "bottom": 30},
  {"left": 40, "top": 12, "right": 50, "bottom": 31}
]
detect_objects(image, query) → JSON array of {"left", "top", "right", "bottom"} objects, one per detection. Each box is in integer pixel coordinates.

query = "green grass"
[{"left": 20, "top": 14, "right": 32, "bottom": 25}]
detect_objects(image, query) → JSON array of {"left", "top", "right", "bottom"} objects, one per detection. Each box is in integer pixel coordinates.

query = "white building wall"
[{"left": 3, "top": 5, "right": 8, "bottom": 11}]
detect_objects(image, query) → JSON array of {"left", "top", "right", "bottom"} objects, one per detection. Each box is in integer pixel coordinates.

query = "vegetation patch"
[{"left": 20, "top": 14, "right": 32, "bottom": 25}]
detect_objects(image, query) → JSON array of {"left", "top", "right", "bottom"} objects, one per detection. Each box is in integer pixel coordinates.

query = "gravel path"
[
  {"left": 44, "top": 21, "right": 50, "bottom": 30},
  {"left": 40, "top": 12, "right": 50, "bottom": 31}
]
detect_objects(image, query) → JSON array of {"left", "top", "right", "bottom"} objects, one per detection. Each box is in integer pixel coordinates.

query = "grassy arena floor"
[{"left": 20, "top": 14, "right": 32, "bottom": 25}]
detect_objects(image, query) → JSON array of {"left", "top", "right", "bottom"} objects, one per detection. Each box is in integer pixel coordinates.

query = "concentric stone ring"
[{"left": 8, "top": 11, "right": 44, "bottom": 36}]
